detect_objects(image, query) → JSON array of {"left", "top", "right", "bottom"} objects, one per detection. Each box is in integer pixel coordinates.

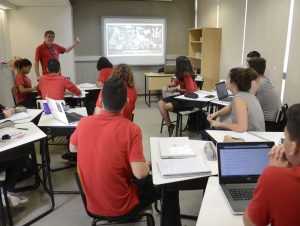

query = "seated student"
[
  {"left": 69, "top": 77, "right": 181, "bottom": 225},
  {"left": 207, "top": 68, "right": 265, "bottom": 132},
  {"left": 0, "top": 104, "right": 29, "bottom": 206},
  {"left": 94, "top": 64, "right": 137, "bottom": 120},
  {"left": 14, "top": 58, "right": 37, "bottom": 108},
  {"left": 96, "top": 56, "right": 113, "bottom": 88},
  {"left": 158, "top": 56, "right": 198, "bottom": 137},
  {"left": 244, "top": 103, "right": 300, "bottom": 226},
  {"left": 248, "top": 57, "right": 281, "bottom": 127},
  {"left": 37, "top": 59, "right": 81, "bottom": 100}
]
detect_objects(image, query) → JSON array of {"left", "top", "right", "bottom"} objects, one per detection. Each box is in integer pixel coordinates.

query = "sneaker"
[
  {"left": 168, "top": 124, "right": 175, "bottom": 137},
  {"left": 7, "top": 192, "right": 28, "bottom": 205},
  {"left": 61, "top": 151, "right": 77, "bottom": 164}
]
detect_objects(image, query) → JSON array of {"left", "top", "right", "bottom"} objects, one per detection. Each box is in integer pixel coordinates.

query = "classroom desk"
[
  {"left": 175, "top": 90, "right": 217, "bottom": 108},
  {"left": 196, "top": 176, "right": 242, "bottom": 226},
  {"left": 78, "top": 83, "right": 101, "bottom": 115},
  {"left": 38, "top": 107, "right": 87, "bottom": 193},
  {"left": 0, "top": 122, "right": 53, "bottom": 226},
  {"left": 0, "top": 109, "right": 43, "bottom": 125},
  {"left": 144, "top": 73, "right": 173, "bottom": 107},
  {"left": 205, "top": 130, "right": 284, "bottom": 145},
  {"left": 150, "top": 138, "right": 218, "bottom": 226}
]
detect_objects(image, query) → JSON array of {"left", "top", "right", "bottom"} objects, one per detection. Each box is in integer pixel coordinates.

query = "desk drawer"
[{"left": 148, "top": 77, "right": 172, "bottom": 90}]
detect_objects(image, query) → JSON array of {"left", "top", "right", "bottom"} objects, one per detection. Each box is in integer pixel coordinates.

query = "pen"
[{"left": 16, "top": 128, "right": 28, "bottom": 130}]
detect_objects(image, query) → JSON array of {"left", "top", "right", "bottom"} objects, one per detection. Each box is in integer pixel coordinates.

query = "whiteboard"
[{"left": 102, "top": 17, "right": 166, "bottom": 65}]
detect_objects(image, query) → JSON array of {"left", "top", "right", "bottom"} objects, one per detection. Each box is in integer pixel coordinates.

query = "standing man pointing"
[{"left": 34, "top": 30, "right": 80, "bottom": 80}]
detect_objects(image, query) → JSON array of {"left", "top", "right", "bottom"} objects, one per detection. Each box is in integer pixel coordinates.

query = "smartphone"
[{"left": 43, "top": 102, "right": 51, "bottom": 114}]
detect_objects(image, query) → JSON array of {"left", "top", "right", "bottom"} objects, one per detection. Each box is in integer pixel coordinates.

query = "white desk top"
[
  {"left": 0, "top": 122, "right": 46, "bottom": 153},
  {"left": 0, "top": 109, "right": 43, "bottom": 124},
  {"left": 196, "top": 177, "right": 242, "bottom": 226},
  {"left": 150, "top": 138, "right": 218, "bottom": 185},
  {"left": 38, "top": 107, "right": 87, "bottom": 128},
  {"left": 210, "top": 99, "right": 230, "bottom": 106},
  {"left": 78, "top": 83, "right": 101, "bottom": 91},
  {"left": 175, "top": 90, "right": 217, "bottom": 102},
  {"left": 205, "top": 130, "right": 284, "bottom": 144}
]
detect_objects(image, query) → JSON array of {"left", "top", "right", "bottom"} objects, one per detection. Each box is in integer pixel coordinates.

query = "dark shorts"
[{"left": 162, "top": 95, "right": 193, "bottom": 112}]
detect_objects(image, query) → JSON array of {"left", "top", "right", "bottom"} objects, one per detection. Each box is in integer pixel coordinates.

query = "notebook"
[
  {"left": 217, "top": 142, "right": 274, "bottom": 215},
  {"left": 158, "top": 137, "right": 196, "bottom": 159},
  {"left": 157, "top": 157, "right": 211, "bottom": 179},
  {"left": 215, "top": 81, "right": 233, "bottom": 102},
  {"left": 46, "top": 97, "right": 84, "bottom": 124}
]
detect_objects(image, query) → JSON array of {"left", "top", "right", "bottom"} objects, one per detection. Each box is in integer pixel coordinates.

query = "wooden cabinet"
[{"left": 188, "top": 28, "right": 221, "bottom": 91}]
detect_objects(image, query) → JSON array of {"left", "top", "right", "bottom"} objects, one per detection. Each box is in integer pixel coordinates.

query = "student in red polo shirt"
[
  {"left": 14, "top": 58, "right": 37, "bottom": 108},
  {"left": 94, "top": 64, "right": 137, "bottom": 120},
  {"left": 37, "top": 59, "right": 81, "bottom": 100},
  {"left": 34, "top": 30, "right": 80, "bottom": 80},
  {"left": 244, "top": 103, "right": 300, "bottom": 226},
  {"left": 96, "top": 57, "right": 113, "bottom": 87},
  {"left": 158, "top": 56, "right": 197, "bottom": 136},
  {"left": 70, "top": 77, "right": 181, "bottom": 225}
]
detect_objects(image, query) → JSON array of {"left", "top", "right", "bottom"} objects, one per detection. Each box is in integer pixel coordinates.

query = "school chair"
[
  {"left": 266, "top": 104, "right": 288, "bottom": 132},
  {"left": 0, "top": 172, "right": 13, "bottom": 226},
  {"left": 11, "top": 87, "right": 18, "bottom": 106},
  {"left": 74, "top": 173, "right": 155, "bottom": 226}
]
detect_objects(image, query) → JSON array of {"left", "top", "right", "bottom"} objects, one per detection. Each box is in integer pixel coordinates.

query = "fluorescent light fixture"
[
  {"left": 216, "top": 0, "right": 220, "bottom": 28},
  {"left": 0, "top": 4, "right": 10, "bottom": 10},
  {"left": 281, "top": 0, "right": 294, "bottom": 102},
  {"left": 241, "top": 0, "right": 248, "bottom": 65}
]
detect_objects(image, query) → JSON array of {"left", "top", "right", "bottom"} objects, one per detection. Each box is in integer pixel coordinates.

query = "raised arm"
[{"left": 65, "top": 37, "right": 80, "bottom": 53}]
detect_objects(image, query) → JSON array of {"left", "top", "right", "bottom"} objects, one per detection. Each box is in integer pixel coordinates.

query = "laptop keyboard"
[
  {"left": 228, "top": 188, "right": 254, "bottom": 200},
  {"left": 65, "top": 112, "right": 83, "bottom": 123}
]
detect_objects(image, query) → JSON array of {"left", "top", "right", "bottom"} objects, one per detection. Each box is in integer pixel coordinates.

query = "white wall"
[
  {"left": 8, "top": 6, "right": 76, "bottom": 87},
  {"left": 0, "top": 9, "right": 14, "bottom": 106}
]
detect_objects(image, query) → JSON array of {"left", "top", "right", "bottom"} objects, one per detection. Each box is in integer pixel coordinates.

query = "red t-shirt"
[
  {"left": 97, "top": 67, "right": 113, "bottom": 84},
  {"left": 174, "top": 75, "right": 197, "bottom": 93},
  {"left": 35, "top": 42, "right": 66, "bottom": 75},
  {"left": 15, "top": 73, "right": 32, "bottom": 103},
  {"left": 96, "top": 87, "right": 137, "bottom": 120},
  {"left": 37, "top": 74, "right": 81, "bottom": 100},
  {"left": 70, "top": 111, "right": 145, "bottom": 216},
  {"left": 247, "top": 166, "right": 300, "bottom": 226}
]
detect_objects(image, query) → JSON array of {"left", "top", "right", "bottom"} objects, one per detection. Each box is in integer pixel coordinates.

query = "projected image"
[{"left": 106, "top": 23, "right": 163, "bottom": 56}]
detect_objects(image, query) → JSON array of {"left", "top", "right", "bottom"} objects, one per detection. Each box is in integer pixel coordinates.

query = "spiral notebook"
[{"left": 157, "top": 157, "right": 211, "bottom": 179}]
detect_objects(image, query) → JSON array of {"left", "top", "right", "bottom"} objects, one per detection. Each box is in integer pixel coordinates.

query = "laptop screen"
[
  {"left": 215, "top": 81, "right": 228, "bottom": 100},
  {"left": 218, "top": 142, "right": 274, "bottom": 183}
]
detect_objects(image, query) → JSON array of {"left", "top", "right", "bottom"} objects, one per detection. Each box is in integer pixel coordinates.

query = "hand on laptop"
[{"left": 268, "top": 145, "right": 290, "bottom": 168}]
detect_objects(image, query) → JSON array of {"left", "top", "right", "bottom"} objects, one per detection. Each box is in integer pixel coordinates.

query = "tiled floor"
[{"left": 11, "top": 97, "right": 204, "bottom": 226}]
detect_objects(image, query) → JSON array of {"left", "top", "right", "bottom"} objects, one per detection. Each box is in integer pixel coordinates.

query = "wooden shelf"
[{"left": 188, "top": 27, "right": 221, "bottom": 91}]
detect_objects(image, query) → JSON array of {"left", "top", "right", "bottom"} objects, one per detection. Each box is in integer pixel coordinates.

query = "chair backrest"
[
  {"left": 11, "top": 86, "right": 19, "bottom": 105},
  {"left": 275, "top": 104, "right": 288, "bottom": 131}
]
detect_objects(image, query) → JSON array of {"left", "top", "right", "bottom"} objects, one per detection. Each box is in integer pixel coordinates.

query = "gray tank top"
[{"left": 231, "top": 91, "right": 265, "bottom": 131}]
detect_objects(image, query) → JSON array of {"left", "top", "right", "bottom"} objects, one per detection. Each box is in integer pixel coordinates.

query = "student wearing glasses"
[{"left": 34, "top": 30, "right": 80, "bottom": 80}]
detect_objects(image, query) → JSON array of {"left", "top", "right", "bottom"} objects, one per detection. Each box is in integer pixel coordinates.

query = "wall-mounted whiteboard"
[{"left": 102, "top": 17, "right": 166, "bottom": 65}]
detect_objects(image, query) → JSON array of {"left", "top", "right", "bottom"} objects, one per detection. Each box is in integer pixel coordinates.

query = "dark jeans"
[
  {"left": 0, "top": 157, "right": 27, "bottom": 191},
  {"left": 127, "top": 175, "right": 181, "bottom": 226}
]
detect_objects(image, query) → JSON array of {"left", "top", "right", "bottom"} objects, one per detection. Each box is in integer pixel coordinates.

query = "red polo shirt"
[
  {"left": 174, "top": 75, "right": 197, "bottom": 93},
  {"left": 97, "top": 67, "right": 113, "bottom": 84},
  {"left": 15, "top": 73, "right": 33, "bottom": 103},
  {"left": 247, "top": 166, "right": 300, "bottom": 226},
  {"left": 70, "top": 111, "right": 145, "bottom": 216},
  {"left": 37, "top": 74, "right": 81, "bottom": 99},
  {"left": 35, "top": 42, "right": 66, "bottom": 75},
  {"left": 96, "top": 87, "right": 137, "bottom": 120}
]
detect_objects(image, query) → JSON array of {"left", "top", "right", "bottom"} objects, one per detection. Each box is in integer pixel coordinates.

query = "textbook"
[
  {"left": 158, "top": 137, "right": 196, "bottom": 159},
  {"left": 157, "top": 157, "right": 211, "bottom": 179}
]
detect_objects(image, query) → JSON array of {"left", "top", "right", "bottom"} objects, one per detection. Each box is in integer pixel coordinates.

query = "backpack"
[{"left": 186, "top": 111, "right": 209, "bottom": 132}]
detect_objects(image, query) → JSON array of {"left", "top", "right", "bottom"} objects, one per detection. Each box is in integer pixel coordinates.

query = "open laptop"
[
  {"left": 46, "top": 97, "right": 84, "bottom": 124},
  {"left": 217, "top": 141, "right": 274, "bottom": 214},
  {"left": 215, "top": 81, "right": 234, "bottom": 102}
]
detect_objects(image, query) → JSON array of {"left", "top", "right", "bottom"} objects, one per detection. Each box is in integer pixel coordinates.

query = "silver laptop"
[
  {"left": 217, "top": 142, "right": 274, "bottom": 214},
  {"left": 46, "top": 97, "right": 83, "bottom": 124},
  {"left": 215, "top": 81, "right": 234, "bottom": 102}
]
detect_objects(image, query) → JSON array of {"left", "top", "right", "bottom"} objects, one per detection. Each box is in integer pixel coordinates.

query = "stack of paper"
[
  {"left": 157, "top": 157, "right": 211, "bottom": 179},
  {"left": 158, "top": 137, "right": 196, "bottom": 158}
]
